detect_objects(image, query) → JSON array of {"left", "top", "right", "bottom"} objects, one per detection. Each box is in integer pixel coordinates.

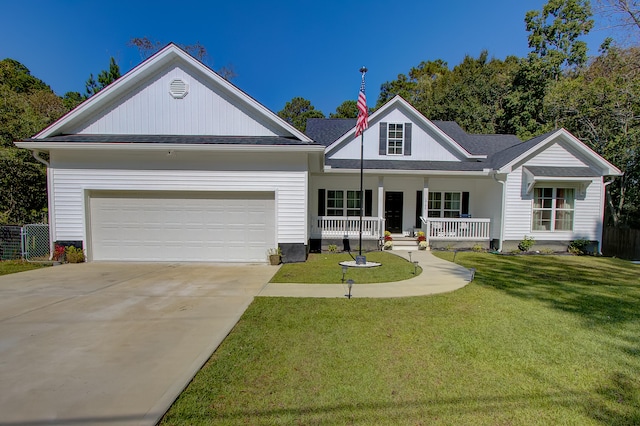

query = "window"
[
  {"left": 326, "top": 190, "right": 344, "bottom": 216},
  {"left": 532, "top": 187, "right": 574, "bottom": 231},
  {"left": 387, "top": 123, "right": 404, "bottom": 155},
  {"left": 326, "top": 190, "right": 362, "bottom": 216},
  {"left": 428, "top": 192, "right": 461, "bottom": 218}
]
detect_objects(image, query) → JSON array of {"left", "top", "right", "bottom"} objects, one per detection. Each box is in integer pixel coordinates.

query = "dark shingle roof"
[
  {"left": 305, "top": 118, "right": 356, "bottom": 146},
  {"left": 326, "top": 159, "right": 487, "bottom": 172},
  {"left": 525, "top": 166, "right": 599, "bottom": 177},
  {"left": 23, "top": 134, "right": 320, "bottom": 146},
  {"left": 489, "top": 131, "right": 554, "bottom": 169},
  {"left": 431, "top": 121, "right": 521, "bottom": 156}
]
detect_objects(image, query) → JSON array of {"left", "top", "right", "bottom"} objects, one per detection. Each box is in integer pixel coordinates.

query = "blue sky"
[{"left": 1, "top": 1, "right": 608, "bottom": 115}]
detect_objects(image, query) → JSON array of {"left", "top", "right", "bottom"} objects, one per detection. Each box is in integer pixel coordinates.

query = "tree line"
[{"left": 1, "top": 1, "right": 639, "bottom": 227}]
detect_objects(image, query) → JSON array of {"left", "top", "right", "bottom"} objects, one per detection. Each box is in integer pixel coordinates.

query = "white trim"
[
  {"left": 323, "top": 167, "right": 491, "bottom": 176},
  {"left": 325, "top": 95, "right": 486, "bottom": 160},
  {"left": 15, "top": 142, "right": 325, "bottom": 153},
  {"left": 33, "top": 44, "right": 312, "bottom": 143},
  {"left": 498, "top": 129, "right": 622, "bottom": 176}
]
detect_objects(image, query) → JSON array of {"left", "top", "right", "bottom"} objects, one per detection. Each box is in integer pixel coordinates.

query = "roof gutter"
[
  {"left": 14, "top": 142, "right": 326, "bottom": 154},
  {"left": 323, "top": 167, "right": 493, "bottom": 176},
  {"left": 31, "top": 149, "right": 50, "bottom": 167}
]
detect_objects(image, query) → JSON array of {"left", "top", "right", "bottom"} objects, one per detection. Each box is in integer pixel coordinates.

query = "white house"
[{"left": 16, "top": 44, "right": 622, "bottom": 262}]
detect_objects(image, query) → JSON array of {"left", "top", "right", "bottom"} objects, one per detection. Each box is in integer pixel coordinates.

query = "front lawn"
[
  {"left": 269, "top": 251, "right": 420, "bottom": 283},
  {"left": 0, "top": 260, "right": 49, "bottom": 276},
  {"left": 161, "top": 253, "right": 640, "bottom": 425}
]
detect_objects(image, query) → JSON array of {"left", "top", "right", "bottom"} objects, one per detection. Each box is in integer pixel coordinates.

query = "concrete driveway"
[{"left": 0, "top": 262, "right": 274, "bottom": 425}]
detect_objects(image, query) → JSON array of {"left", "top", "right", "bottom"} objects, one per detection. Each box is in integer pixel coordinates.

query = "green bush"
[
  {"left": 65, "top": 246, "right": 85, "bottom": 263},
  {"left": 518, "top": 235, "right": 535, "bottom": 252},
  {"left": 568, "top": 239, "right": 591, "bottom": 255}
]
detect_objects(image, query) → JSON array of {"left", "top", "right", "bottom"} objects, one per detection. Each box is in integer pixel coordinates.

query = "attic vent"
[{"left": 169, "top": 79, "right": 189, "bottom": 99}]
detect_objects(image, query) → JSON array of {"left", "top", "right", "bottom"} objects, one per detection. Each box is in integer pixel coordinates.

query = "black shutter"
[
  {"left": 379, "top": 122, "right": 387, "bottom": 155},
  {"left": 365, "top": 190, "right": 372, "bottom": 216},
  {"left": 462, "top": 192, "right": 470, "bottom": 216},
  {"left": 415, "top": 190, "right": 423, "bottom": 228},
  {"left": 404, "top": 123, "right": 412, "bottom": 156},
  {"left": 318, "top": 189, "right": 325, "bottom": 216}
]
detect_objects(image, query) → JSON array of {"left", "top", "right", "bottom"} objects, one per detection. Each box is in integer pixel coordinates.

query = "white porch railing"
[
  {"left": 421, "top": 217, "right": 491, "bottom": 241},
  {"left": 311, "top": 216, "right": 385, "bottom": 240}
]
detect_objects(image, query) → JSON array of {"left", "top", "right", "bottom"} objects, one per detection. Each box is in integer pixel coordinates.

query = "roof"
[
  {"left": 20, "top": 134, "right": 320, "bottom": 146},
  {"left": 524, "top": 166, "right": 600, "bottom": 178},
  {"left": 326, "top": 159, "right": 487, "bottom": 172},
  {"left": 489, "top": 131, "right": 552, "bottom": 169},
  {"left": 306, "top": 118, "right": 355, "bottom": 146},
  {"left": 431, "top": 121, "right": 521, "bottom": 156},
  {"left": 30, "top": 43, "right": 312, "bottom": 143}
]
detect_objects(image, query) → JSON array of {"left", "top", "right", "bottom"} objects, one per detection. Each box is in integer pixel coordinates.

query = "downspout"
[
  {"left": 492, "top": 172, "right": 506, "bottom": 252},
  {"left": 30, "top": 150, "right": 54, "bottom": 260},
  {"left": 600, "top": 178, "right": 615, "bottom": 255}
]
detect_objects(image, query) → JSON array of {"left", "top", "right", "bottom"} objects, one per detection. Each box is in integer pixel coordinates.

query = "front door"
[{"left": 385, "top": 192, "right": 403, "bottom": 233}]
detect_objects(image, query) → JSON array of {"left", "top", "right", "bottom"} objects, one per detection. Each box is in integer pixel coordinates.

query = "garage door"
[{"left": 89, "top": 191, "right": 275, "bottom": 262}]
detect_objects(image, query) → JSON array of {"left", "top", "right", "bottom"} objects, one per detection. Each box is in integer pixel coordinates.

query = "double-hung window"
[
  {"left": 326, "top": 190, "right": 362, "bottom": 216},
  {"left": 532, "top": 187, "right": 574, "bottom": 231},
  {"left": 387, "top": 123, "right": 404, "bottom": 155},
  {"left": 428, "top": 192, "right": 462, "bottom": 218}
]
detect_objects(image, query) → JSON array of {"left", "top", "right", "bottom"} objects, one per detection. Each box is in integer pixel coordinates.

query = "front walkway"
[{"left": 258, "top": 250, "right": 473, "bottom": 298}]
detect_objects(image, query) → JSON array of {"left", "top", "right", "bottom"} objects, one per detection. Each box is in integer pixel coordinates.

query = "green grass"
[
  {"left": 161, "top": 253, "right": 640, "bottom": 425},
  {"left": 0, "top": 260, "right": 49, "bottom": 276},
  {"left": 269, "top": 251, "right": 421, "bottom": 283}
]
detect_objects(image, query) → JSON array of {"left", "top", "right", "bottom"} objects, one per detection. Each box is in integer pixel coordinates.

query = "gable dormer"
[{"left": 324, "top": 96, "right": 484, "bottom": 163}]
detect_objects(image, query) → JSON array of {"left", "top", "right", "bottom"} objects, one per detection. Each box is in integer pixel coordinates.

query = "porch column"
[
  {"left": 378, "top": 176, "right": 384, "bottom": 231},
  {"left": 422, "top": 178, "right": 429, "bottom": 224}
]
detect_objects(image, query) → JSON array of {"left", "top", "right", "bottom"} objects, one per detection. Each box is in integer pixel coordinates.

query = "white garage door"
[{"left": 89, "top": 191, "right": 275, "bottom": 262}]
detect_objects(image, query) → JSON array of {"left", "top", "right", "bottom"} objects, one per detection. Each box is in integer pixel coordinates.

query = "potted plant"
[
  {"left": 383, "top": 231, "right": 393, "bottom": 250},
  {"left": 267, "top": 247, "right": 282, "bottom": 265},
  {"left": 416, "top": 231, "right": 427, "bottom": 250}
]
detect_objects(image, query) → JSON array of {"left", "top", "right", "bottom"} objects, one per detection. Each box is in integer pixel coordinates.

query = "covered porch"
[
  {"left": 309, "top": 216, "right": 492, "bottom": 250},
  {"left": 310, "top": 174, "right": 500, "bottom": 251}
]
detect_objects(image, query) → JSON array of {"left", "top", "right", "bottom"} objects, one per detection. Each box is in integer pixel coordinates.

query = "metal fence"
[{"left": 0, "top": 224, "right": 50, "bottom": 262}]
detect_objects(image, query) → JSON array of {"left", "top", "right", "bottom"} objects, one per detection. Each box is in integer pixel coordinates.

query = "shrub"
[
  {"left": 568, "top": 239, "right": 591, "bottom": 255},
  {"left": 327, "top": 244, "right": 338, "bottom": 253},
  {"left": 65, "top": 246, "right": 85, "bottom": 263},
  {"left": 518, "top": 235, "right": 535, "bottom": 252},
  {"left": 472, "top": 243, "right": 485, "bottom": 253}
]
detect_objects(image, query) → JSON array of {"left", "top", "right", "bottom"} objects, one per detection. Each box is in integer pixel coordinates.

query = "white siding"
[
  {"left": 328, "top": 108, "right": 461, "bottom": 162},
  {"left": 70, "top": 63, "right": 282, "bottom": 136},
  {"left": 49, "top": 152, "right": 308, "bottom": 247},
  {"left": 523, "top": 141, "right": 592, "bottom": 168},
  {"left": 504, "top": 173, "right": 603, "bottom": 241}
]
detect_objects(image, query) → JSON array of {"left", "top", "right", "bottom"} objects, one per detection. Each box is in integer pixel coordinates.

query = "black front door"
[{"left": 385, "top": 192, "right": 403, "bottom": 233}]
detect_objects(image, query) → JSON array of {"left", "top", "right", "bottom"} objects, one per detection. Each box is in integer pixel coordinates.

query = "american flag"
[{"left": 355, "top": 75, "right": 368, "bottom": 137}]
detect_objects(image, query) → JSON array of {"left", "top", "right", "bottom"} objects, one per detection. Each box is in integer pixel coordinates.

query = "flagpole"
[{"left": 358, "top": 66, "right": 367, "bottom": 260}]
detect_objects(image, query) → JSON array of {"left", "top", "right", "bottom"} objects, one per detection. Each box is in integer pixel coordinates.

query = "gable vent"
[{"left": 169, "top": 79, "right": 189, "bottom": 99}]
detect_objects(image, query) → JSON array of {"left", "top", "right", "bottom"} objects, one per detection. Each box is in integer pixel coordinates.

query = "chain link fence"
[
  {"left": 0, "top": 226, "right": 22, "bottom": 260},
  {"left": 0, "top": 224, "right": 51, "bottom": 262}
]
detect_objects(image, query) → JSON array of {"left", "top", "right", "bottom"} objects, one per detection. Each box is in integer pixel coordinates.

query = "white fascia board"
[
  {"left": 35, "top": 44, "right": 312, "bottom": 142},
  {"left": 325, "top": 95, "right": 484, "bottom": 159},
  {"left": 323, "top": 166, "right": 491, "bottom": 176},
  {"left": 498, "top": 129, "right": 623, "bottom": 176},
  {"left": 15, "top": 142, "right": 325, "bottom": 154}
]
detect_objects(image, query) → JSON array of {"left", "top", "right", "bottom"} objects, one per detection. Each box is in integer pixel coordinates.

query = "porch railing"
[
  {"left": 421, "top": 217, "right": 490, "bottom": 241},
  {"left": 311, "top": 216, "right": 384, "bottom": 240}
]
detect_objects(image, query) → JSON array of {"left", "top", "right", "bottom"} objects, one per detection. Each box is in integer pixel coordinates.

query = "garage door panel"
[{"left": 90, "top": 192, "right": 275, "bottom": 262}]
